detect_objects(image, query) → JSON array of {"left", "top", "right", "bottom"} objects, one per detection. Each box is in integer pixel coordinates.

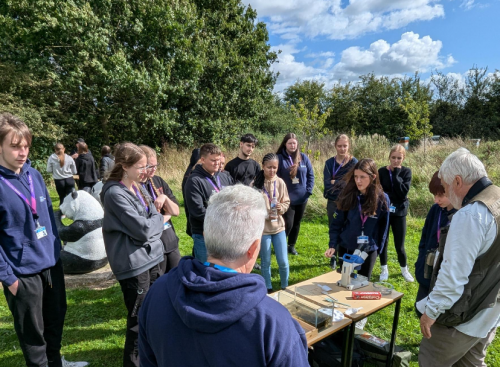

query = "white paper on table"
[{"left": 319, "top": 308, "right": 344, "bottom": 322}]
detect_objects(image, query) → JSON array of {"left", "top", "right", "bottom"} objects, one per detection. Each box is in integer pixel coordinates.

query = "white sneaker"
[
  {"left": 379, "top": 267, "right": 389, "bottom": 282},
  {"left": 401, "top": 267, "right": 414, "bottom": 282},
  {"left": 61, "top": 356, "right": 89, "bottom": 367}
]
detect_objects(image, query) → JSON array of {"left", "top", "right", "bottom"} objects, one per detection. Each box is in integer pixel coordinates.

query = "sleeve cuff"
[
  {"left": 424, "top": 304, "right": 441, "bottom": 320},
  {"left": 3, "top": 273, "right": 18, "bottom": 287}
]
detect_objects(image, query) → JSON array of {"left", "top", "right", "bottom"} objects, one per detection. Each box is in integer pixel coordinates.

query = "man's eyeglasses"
[{"left": 146, "top": 165, "right": 158, "bottom": 170}]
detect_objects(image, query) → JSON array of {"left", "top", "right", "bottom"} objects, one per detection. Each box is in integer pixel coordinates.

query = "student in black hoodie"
[
  {"left": 75, "top": 142, "right": 98, "bottom": 192},
  {"left": 225, "top": 133, "right": 261, "bottom": 185},
  {"left": 378, "top": 144, "right": 413, "bottom": 282},
  {"left": 100, "top": 142, "right": 164, "bottom": 367},
  {"left": 184, "top": 143, "right": 234, "bottom": 262},
  {"left": 99, "top": 145, "right": 114, "bottom": 180}
]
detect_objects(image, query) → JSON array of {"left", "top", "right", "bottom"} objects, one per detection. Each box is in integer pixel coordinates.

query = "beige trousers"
[{"left": 419, "top": 323, "right": 497, "bottom": 367}]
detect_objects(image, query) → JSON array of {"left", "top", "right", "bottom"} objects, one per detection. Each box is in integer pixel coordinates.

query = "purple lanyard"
[
  {"left": 388, "top": 168, "right": 394, "bottom": 188},
  {"left": 357, "top": 196, "right": 368, "bottom": 228},
  {"left": 143, "top": 181, "right": 157, "bottom": 201},
  {"left": 0, "top": 172, "right": 38, "bottom": 219},
  {"left": 437, "top": 210, "right": 442, "bottom": 243},
  {"left": 132, "top": 185, "right": 149, "bottom": 212},
  {"left": 288, "top": 156, "right": 294, "bottom": 166},
  {"left": 206, "top": 175, "right": 221, "bottom": 193},
  {"left": 332, "top": 157, "right": 346, "bottom": 178},
  {"left": 263, "top": 181, "right": 276, "bottom": 202}
]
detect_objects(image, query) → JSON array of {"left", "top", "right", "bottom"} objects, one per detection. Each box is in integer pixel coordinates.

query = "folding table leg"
[
  {"left": 343, "top": 321, "right": 356, "bottom": 367},
  {"left": 386, "top": 298, "right": 402, "bottom": 367}
]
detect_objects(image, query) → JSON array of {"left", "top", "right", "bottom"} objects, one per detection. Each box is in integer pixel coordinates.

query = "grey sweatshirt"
[
  {"left": 46, "top": 153, "right": 77, "bottom": 180},
  {"left": 100, "top": 180, "right": 164, "bottom": 280}
]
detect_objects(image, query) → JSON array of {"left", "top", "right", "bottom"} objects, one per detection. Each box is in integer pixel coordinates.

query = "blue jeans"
[
  {"left": 192, "top": 234, "right": 207, "bottom": 263},
  {"left": 260, "top": 231, "right": 289, "bottom": 289}
]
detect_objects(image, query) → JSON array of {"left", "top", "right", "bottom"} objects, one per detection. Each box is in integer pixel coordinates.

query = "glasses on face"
[{"left": 146, "top": 164, "right": 158, "bottom": 170}]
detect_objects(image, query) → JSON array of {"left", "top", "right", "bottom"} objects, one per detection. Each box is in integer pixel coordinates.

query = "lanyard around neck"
[
  {"left": 332, "top": 156, "right": 346, "bottom": 178},
  {"left": 206, "top": 175, "right": 221, "bottom": 192},
  {"left": 263, "top": 181, "right": 276, "bottom": 202},
  {"left": 357, "top": 196, "right": 368, "bottom": 229},
  {"left": 0, "top": 172, "right": 38, "bottom": 219}
]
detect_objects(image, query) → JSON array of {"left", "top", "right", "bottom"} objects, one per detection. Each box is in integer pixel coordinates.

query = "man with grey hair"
[
  {"left": 138, "top": 184, "right": 309, "bottom": 367},
  {"left": 417, "top": 147, "right": 500, "bottom": 366}
]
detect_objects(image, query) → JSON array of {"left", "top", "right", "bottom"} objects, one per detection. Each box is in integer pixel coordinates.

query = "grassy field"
[{"left": 1, "top": 137, "right": 499, "bottom": 366}]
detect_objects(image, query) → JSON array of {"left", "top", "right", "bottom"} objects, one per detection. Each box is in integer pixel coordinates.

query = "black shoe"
[
  {"left": 267, "top": 288, "right": 273, "bottom": 294},
  {"left": 253, "top": 263, "right": 261, "bottom": 270},
  {"left": 288, "top": 246, "right": 298, "bottom": 255}
]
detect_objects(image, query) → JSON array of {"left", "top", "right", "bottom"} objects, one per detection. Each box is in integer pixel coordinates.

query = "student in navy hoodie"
[
  {"left": 323, "top": 134, "right": 358, "bottom": 269},
  {"left": 276, "top": 133, "right": 314, "bottom": 255},
  {"left": 139, "top": 184, "right": 309, "bottom": 367},
  {"left": 414, "top": 171, "right": 457, "bottom": 304},
  {"left": 325, "top": 158, "right": 390, "bottom": 280},
  {"left": 184, "top": 143, "right": 233, "bottom": 263},
  {"left": 0, "top": 113, "right": 87, "bottom": 367}
]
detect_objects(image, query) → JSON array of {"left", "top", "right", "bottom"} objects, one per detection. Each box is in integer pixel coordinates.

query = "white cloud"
[
  {"left": 305, "top": 51, "right": 335, "bottom": 58},
  {"left": 244, "top": 0, "right": 444, "bottom": 40},
  {"left": 271, "top": 32, "right": 455, "bottom": 91},
  {"left": 460, "top": 0, "right": 475, "bottom": 10}
]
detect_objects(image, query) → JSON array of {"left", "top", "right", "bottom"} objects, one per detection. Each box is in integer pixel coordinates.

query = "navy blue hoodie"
[
  {"left": 139, "top": 257, "right": 309, "bottom": 367},
  {"left": 323, "top": 156, "right": 358, "bottom": 201},
  {"left": 329, "top": 193, "right": 390, "bottom": 253},
  {"left": 277, "top": 150, "right": 314, "bottom": 206},
  {"left": 0, "top": 161, "right": 61, "bottom": 286},
  {"left": 414, "top": 203, "right": 457, "bottom": 289}
]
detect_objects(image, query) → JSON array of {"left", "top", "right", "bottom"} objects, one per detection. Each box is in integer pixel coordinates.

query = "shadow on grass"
[{"left": 0, "top": 345, "right": 124, "bottom": 367}]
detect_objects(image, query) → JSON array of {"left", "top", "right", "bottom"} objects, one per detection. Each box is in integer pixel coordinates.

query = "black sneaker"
[
  {"left": 253, "top": 263, "right": 261, "bottom": 270},
  {"left": 288, "top": 246, "right": 298, "bottom": 255}
]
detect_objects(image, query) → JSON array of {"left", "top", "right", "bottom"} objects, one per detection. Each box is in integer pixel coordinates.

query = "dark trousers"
[
  {"left": 338, "top": 245, "right": 378, "bottom": 281},
  {"left": 54, "top": 177, "right": 75, "bottom": 204},
  {"left": 327, "top": 200, "right": 338, "bottom": 267},
  {"left": 118, "top": 264, "right": 162, "bottom": 367},
  {"left": 379, "top": 215, "right": 408, "bottom": 267},
  {"left": 3, "top": 259, "right": 67, "bottom": 367},
  {"left": 78, "top": 181, "right": 96, "bottom": 192},
  {"left": 159, "top": 249, "right": 182, "bottom": 275},
  {"left": 283, "top": 202, "right": 308, "bottom": 247}
]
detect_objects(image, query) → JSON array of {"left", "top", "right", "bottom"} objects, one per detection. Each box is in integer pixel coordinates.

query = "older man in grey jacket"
[{"left": 417, "top": 148, "right": 500, "bottom": 366}]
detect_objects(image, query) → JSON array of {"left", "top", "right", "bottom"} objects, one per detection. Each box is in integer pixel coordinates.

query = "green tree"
[
  {"left": 284, "top": 80, "right": 327, "bottom": 113},
  {"left": 291, "top": 98, "right": 331, "bottom": 151},
  {"left": 398, "top": 92, "right": 432, "bottom": 141}
]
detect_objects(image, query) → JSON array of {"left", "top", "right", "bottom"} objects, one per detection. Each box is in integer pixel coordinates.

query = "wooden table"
[{"left": 284, "top": 271, "right": 404, "bottom": 367}]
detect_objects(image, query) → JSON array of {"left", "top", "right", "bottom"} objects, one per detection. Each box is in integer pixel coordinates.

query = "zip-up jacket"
[
  {"left": 378, "top": 166, "right": 412, "bottom": 216},
  {"left": 100, "top": 180, "right": 164, "bottom": 280},
  {"left": 184, "top": 165, "right": 234, "bottom": 235},
  {"left": 277, "top": 150, "right": 314, "bottom": 206},
  {"left": 323, "top": 156, "right": 358, "bottom": 201},
  {"left": 76, "top": 152, "right": 98, "bottom": 185},
  {"left": 0, "top": 161, "right": 61, "bottom": 286},
  {"left": 329, "top": 193, "right": 390, "bottom": 253}
]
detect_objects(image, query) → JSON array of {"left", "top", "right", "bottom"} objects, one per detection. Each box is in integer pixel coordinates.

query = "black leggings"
[
  {"left": 159, "top": 249, "right": 182, "bottom": 275},
  {"left": 54, "top": 177, "right": 75, "bottom": 204},
  {"left": 283, "top": 202, "right": 308, "bottom": 247},
  {"left": 338, "top": 245, "right": 378, "bottom": 281},
  {"left": 379, "top": 215, "right": 408, "bottom": 267}
]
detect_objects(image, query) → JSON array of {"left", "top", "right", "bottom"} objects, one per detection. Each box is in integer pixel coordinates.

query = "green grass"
[{"left": 0, "top": 190, "right": 499, "bottom": 366}]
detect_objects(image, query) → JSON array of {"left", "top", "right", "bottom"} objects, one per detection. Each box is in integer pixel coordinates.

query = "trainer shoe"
[
  {"left": 401, "top": 266, "right": 414, "bottom": 282},
  {"left": 379, "top": 266, "right": 389, "bottom": 282},
  {"left": 288, "top": 245, "right": 298, "bottom": 255},
  {"left": 61, "top": 356, "right": 89, "bottom": 367}
]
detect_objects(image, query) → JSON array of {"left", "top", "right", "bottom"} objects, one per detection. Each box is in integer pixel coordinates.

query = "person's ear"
[
  {"left": 455, "top": 175, "right": 463, "bottom": 188},
  {"left": 247, "top": 239, "right": 261, "bottom": 260},
  {"left": 372, "top": 174, "right": 377, "bottom": 181}
]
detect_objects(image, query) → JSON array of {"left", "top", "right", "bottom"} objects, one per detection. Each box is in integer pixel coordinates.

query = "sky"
[{"left": 242, "top": 0, "right": 500, "bottom": 92}]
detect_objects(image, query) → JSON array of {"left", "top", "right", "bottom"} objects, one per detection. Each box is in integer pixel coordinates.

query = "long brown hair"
[
  {"left": 107, "top": 142, "right": 146, "bottom": 182},
  {"left": 336, "top": 158, "right": 387, "bottom": 216},
  {"left": 334, "top": 134, "right": 352, "bottom": 162},
  {"left": 54, "top": 143, "right": 65, "bottom": 167},
  {"left": 276, "top": 133, "right": 301, "bottom": 178},
  {"left": 77, "top": 142, "right": 89, "bottom": 155}
]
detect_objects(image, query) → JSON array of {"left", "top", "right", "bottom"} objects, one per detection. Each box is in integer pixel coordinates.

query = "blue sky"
[{"left": 242, "top": 0, "right": 500, "bottom": 91}]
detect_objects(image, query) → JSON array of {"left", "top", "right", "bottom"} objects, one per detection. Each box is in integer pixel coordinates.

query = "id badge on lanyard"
[
  {"left": 389, "top": 204, "right": 396, "bottom": 213},
  {"left": 0, "top": 172, "right": 47, "bottom": 240},
  {"left": 357, "top": 232, "right": 369, "bottom": 245},
  {"left": 164, "top": 222, "right": 172, "bottom": 231},
  {"left": 357, "top": 197, "right": 369, "bottom": 245}
]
